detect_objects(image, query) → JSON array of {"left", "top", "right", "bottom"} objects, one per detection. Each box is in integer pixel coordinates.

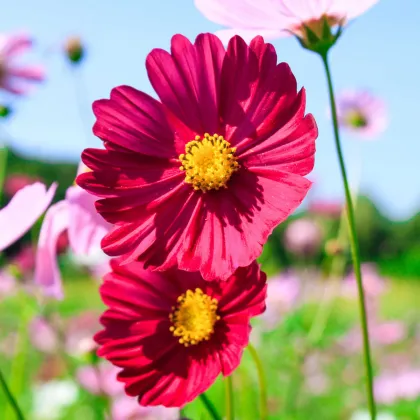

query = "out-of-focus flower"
[
  {"left": 64, "top": 36, "right": 84, "bottom": 64},
  {"left": 77, "top": 362, "right": 180, "bottom": 420},
  {"left": 340, "top": 320, "right": 407, "bottom": 353},
  {"left": 65, "top": 311, "right": 101, "bottom": 356},
  {"left": 96, "top": 259, "right": 266, "bottom": 406},
  {"left": 29, "top": 317, "right": 58, "bottom": 354},
  {"left": 195, "top": 0, "right": 379, "bottom": 47},
  {"left": 4, "top": 173, "right": 41, "bottom": 197},
  {"left": 261, "top": 272, "right": 300, "bottom": 330},
  {"left": 350, "top": 410, "right": 396, "bottom": 420},
  {"left": 374, "top": 369, "right": 420, "bottom": 404},
  {"left": 341, "top": 263, "right": 386, "bottom": 298},
  {"left": 0, "top": 269, "right": 16, "bottom": 297},
  {"left": 0, "top": 182, "right": 56, "bottom": 252},
  {"left": 34, "top": 178, "right": 111, "bottom": 299},
  {"left": 10, "top": 244, "right": 35, "bottom": 274},
  {"left": 335, "top": 89, "right": 387, "bottom": 139},
  {"left": 0, "top": 33, "right": 45, "bottom": 95},
  {"left": 77, "top": 33, "right": 317, "bottom": 281},
  {"left": 32, "top": 379, "right": 78, "bottom": 420},
  {"left": 308, "top": 200, "right": 342, "bottom": 218},
  {"left": 284, "top": 218, "right": 323, "bottom": 256}
]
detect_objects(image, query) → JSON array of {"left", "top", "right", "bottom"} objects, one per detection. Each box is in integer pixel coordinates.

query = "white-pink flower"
[
  {"left": 195, "top": 0, "right": 379, "bottom": 43},
  {"left": 335, "top": 89, "right": 388, "bottom": 138},
  {"left": 34, "top": 177, "right": 111, "bottom": 300},
  {"left": 284, "top": 218, "right": 323, "bottom": 256},
  {"left": 0, "top": 182, "right": 56, "bottom": 252},
  {"left": 375, "top": 369, "right": 420, "bottom": 404},
  {"left": 0, "top": 33, "right": 45, "bottom": 95}
]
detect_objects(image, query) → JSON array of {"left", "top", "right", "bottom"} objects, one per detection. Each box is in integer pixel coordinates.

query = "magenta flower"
[
  {"left": 283, "top": 218, "right": 323, "bottom": 256},
  {"left": 0, "top": 33, "right": 45, "bottom": 95},
  {"left": 335, "top": 89, "right": 388, "bottom": 138},
  {"left": 195, "top": 0, "right": 379, "bottom": 43},
  {"left": 262, "top": 272, "right": 300, "bottom": 330},
  {"left": 0, "top": 182, "right": 56, "bottom": 252},
  {"left": 34, "top": 182, "right": 111, "bottom": 300}
]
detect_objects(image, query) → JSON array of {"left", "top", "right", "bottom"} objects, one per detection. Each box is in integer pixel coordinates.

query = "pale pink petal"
[
  {"left": 215, "top": 28, "right": 287, "bottom": 44},
  {"left": 34, "top": 201, "right": 69, "bottom": 300},
  {"left": 0, "top": 182, "right": 57, "bottom": 252},
  {"left": 7, "top": 65, "right": 45, "bottom": 81},
  {"left": 0, "top": 33, "right": 32, "bottom": 57},
  {"left": 66, "top": 186, "right": 111, "bottom": 256}
]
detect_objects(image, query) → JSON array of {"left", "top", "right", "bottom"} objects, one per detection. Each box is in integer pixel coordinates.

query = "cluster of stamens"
[
  {"left": 169, "top": 288, "right": 220, "bottom": 347},
  {"left": 179, "top": 133, "right": 239, "bottom": 192}
]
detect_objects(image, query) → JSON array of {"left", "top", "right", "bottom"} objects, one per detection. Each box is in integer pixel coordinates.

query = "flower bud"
[{"left": 64, "top": 36, "right": 84, "bottom": 64}]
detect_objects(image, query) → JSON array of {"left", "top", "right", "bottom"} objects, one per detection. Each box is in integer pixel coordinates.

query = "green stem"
[
  {"left": 0, "top": 145, "right": 8, "bottom": 203},
  {"left": 199, "top": 393, "right": 221, "bottom": 420},
  {"left": 320, "top": 51, "right": 376, "bottom": 420},
  {"left": 0, "top": 368, "right": 25, "bottom": 420},
  {"left": 225, "top": 375, "right": 234, "bottom": 420},
  {"left": 247, "top": 344, "right": 268, "bottom": 420}
]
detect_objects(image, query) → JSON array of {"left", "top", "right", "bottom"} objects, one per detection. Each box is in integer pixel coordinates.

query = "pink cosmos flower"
[
  {"left": 283, "top": 218, "right": 323, "bottom": 256},
  {"left": 262, "top": 272, "right": 300, "bottom": 330},
  {"left": 4, "top": 173, "right": 41, "bottom": 197},
  {"left": 29, "top": 317, "right": 58, "bottom": 354},
  {"left": 0, "top": 182, "right": 56, "bottom": 252},
  {"left": 77, "top": 34, "right": 317, "bottom": 281},
  {"left": 0, "top": 33, "right": 44, "bottom": 95},
  {"left": 34, "top": 182, "right": 111, "bottom": 299},
  {"left": 195, "top": 0, "right": 379, "bottom": 43},
  {"left": 335, "top": 89, "right": 388, "bottom": 139},
  {"left": 308, "top": 200, "right": 342, "bottom": 218},
  {"left": 77, "top": 363, "right": 180, "bottom": 420}
]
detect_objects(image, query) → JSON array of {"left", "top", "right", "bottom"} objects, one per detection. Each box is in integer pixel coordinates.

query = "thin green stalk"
[
  {"left": 225, "top": 375, "right": 234, "bottom": 420},
  {"left": 199, "top": 393, "right": 221, "bottom": 420},
  {"left": 0, "top": 145, "right": 8, "bottom": 202},
  {"left": 0, "top": 368, "right": 25, "bottom": 420},
  {"left": 320, "top": 51, "right": 376, "bottom": 419},
  {"left": 247, "top": 343, "right": 268, "bottom": 420}
]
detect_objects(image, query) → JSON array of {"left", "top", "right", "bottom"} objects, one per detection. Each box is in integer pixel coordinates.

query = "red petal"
[
  {"left": 146, "top": 33, "right": 225, "bottom": 135},
  {"left": 92, "top": 86, "right": 178, "bottom": 158}
]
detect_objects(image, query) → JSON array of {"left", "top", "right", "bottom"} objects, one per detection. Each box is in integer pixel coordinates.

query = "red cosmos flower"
[
  {"left": 95, "top": 259, "right": 266, "bottom": 407},
  {"left": 77, "top": 33, "right": 317, "bottom": 280}
]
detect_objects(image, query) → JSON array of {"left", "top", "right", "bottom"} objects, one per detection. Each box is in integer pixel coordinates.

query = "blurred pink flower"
[
  {"left": 261, "top": 272, "right": 300, "bottom": 329},
  {"left": 340, "top": 320, "right": 406, "bottom": 353},
  {"left": 34, "top": 182, "right": 111, "bottom": 299},
  {"left": 375, "top": 369, "right": 420, "bottom": 404},
  {"left": 0, "top": 182, "right": 56, "bottom": 252},
  {"left": 284, "top": 218, "right": 323, "bottom": 256},
  {"left": 342, "top": 263, "right": 386, "bottom": 299},
  {"left": 10, "top": 244, "right": 35, "bottom": 274},
  {"left": 29, "top": 317, "right": 58, "bottom": 354},
  {"left": 0, "top": 269, "right": 16, "bottom": 297},
  {"left": 195, "top": 0, "right": 379, "bottom": 43},
  {"left": 308, "top": 200, "right": 342, "bottom": 218},
  {"left": 0, "top": 33, "right": 45, "bottom": 95},
  {"left": 336, "top": 89, "right": 388, "bottom": 138},
  {"left": 78, "top": 362, "right": 180, "bottom": 420},
  {"left": 65, "top": 311, "right": 101, "bottom": 356}
]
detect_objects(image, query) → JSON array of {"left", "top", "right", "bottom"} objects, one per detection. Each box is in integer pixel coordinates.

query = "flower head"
[
  {"left": 95, "top": 259, "right": 266, "bottom": 407},
  {"left": 0, "top": 33, "right": 44, "bottom": 95},
  {"left": 335, "top": 89, "right": 387, "bottom": 139},
  {"left": 195, "top": 0, "right": 379, "bottom": 52},
  {"left": 0, "top": 182, "right": 56, "bottom": 252},
  {"left": 64, "top": 36, "right": 84, "bottom": 64},
  {"left": 77, "top": 33, "right": 317, "bottom": 281}
]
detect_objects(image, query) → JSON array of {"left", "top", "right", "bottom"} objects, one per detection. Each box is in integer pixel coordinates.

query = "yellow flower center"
[
  {"left": 179, "top": 133, "right": 239, "bottom": 192},
  {"left": 169, "top": 288, "right": 220, "bottom": 347}
]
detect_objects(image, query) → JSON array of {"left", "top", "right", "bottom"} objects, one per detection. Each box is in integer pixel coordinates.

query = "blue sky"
[{"left": 2, "top": 0, "right": 419, "bottom": 220}]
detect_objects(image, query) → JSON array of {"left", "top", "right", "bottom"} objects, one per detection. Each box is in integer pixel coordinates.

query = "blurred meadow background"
[{"left": 1, "top": 0, "right": 420, "bottom": 419}]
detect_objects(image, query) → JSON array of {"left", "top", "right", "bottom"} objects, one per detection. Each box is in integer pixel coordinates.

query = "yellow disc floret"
[
  {"left": 179, "top": 133, "right": 239, "bottom": 192},
  {"left": 169, "top": 288, "right": 220, "bottom": 347}
]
